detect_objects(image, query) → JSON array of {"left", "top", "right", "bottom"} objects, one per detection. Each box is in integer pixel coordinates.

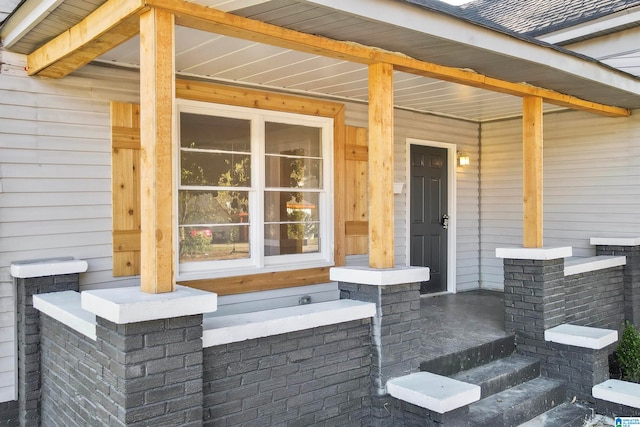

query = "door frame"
[{"left": 405, "top": 138, "right": 457, "bottom": 294}]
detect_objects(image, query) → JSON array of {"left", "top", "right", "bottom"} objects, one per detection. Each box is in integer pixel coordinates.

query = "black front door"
[{"left": 410, "top": 145, "right": 448, "bottom": 294}]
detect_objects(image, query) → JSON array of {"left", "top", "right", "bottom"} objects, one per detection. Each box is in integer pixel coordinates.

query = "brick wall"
[
  {"left": 40, "top": 313, "right": 205, "bottom": 426},
  {"left": 40, "top": 313, "right": 105, "bottom": 426},
  {"left": 546, "top": 342, "right": 614, "bottom": 402},
  {"left": 338, "top": 283, "right": 422, "bottom": 390},
  {"left": 503, "top": 258, "right": 565, "bottom": 359},
  {"left": 596, "top": 245, "right": 640, "bottom": 326},
  {"left": 15, "top": 273, "right": 80, "bottom": 426},
  {"left": 202, "top": 319, "right": 372, "bottom": 426},
  {"left": 564, "top": 266, "right": 625, "bottom": 332},
  {"left": 0, "top": 402, "right": 17, "bottom": 426}
]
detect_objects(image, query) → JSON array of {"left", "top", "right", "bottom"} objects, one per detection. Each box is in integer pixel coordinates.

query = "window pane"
[
  {"left": 264, "top": 224, "right": 320, "bottom": 256},
  {"left": 264, "top": 191, "right": 320, "bottom": 223},
  {"left": 265, "top": 122, "right": 321, "bottom": 157},
  {"left": 179, "top": 225, "right": 250, "bottom": 262},
  {"left": 178, "top": 190, "right": 249, "bottom": 225},
  {"left": 181, "top": 152, "right": 250, "bottom": 187},
  {"left": 265, "top": 156, "right": 322, "bottom": 189},
  {"left": 180, "top": 113, "right": 250, "bottom": 151}
]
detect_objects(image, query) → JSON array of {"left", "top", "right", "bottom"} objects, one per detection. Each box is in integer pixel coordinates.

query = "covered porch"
[{"left": 3, "top": 0, "right": 640, "bottom": 425}]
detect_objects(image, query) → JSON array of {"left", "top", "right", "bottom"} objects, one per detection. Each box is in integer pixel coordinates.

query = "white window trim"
[{"left": 175, "top": 99, "right": 334, "bottom": 281}]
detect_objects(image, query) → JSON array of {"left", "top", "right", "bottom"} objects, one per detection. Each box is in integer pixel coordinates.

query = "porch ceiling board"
[
  {"left": 100, "top": 28, "right": 553, "bottom": 121},
  {"left": 9, "top": 0, "right": 639, "bottom": 120},
  {"left": 25, "top": 0, "right": 147, "bottom": 78}
]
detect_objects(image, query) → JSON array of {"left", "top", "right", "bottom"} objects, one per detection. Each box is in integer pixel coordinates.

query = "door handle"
[{"left": 441, "top": 214, "right": 449, "bottom": 230}]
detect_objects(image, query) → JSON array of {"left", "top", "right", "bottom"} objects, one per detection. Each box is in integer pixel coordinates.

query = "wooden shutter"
[
  {"left": 344, "top": 126, "right": 368, "bottom": 255},
  {"left": 111, "top": 101, "right": 141, "bottom": 276}
]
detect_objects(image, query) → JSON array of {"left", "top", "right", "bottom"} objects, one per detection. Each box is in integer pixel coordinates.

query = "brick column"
[
  {"left": 11, "top": 258, "right": 88, "bottom": 427},
  {"left": 546, "top": 342, "right": 612, "bottom": 402},
  {"left": 593, "top": 238, "right": 640, "bottom": 326},
  {"left": 81, "top": 285, "right": 216, "bottom": 426},
  {"left": 497, "top": 247, "right": 571, "bottom": 361},
  {"left": 95, "top": 315, "right": 204, "bottom": 426},
  {"left": 330, "top": 266, "right": 429, "bottom": 426},
  {"left": 544, "top": 324, "right": 618, "bottom": 403}
]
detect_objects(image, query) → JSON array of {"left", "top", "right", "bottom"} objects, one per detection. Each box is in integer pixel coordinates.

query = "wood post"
[
  {"left": 139, "top": 8, "right": 175, "bottom": 293},
  {"left": 522, "top": 96, "right": 543, "bottom": 248},
  {"left": 368, "top": 63, "right": 395, "bottom": 268}
]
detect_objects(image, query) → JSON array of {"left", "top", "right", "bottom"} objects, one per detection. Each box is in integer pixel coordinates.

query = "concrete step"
[
  {"left": 451, "top": 354, "right": 540, "bottom": 398},
  {"left": 518, "top": 401, "right": 593, "bottom": 427},
  {"left": 420, "top": 335, "right": 515, "bottom": 376},
  {"left": 467, "top": 377, "right": 566, "bottom": 427}
]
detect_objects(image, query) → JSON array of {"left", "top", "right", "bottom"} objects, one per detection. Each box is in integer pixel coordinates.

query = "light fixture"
[{"left": 458, "top": 152, "right": 470, "bottom": 166}]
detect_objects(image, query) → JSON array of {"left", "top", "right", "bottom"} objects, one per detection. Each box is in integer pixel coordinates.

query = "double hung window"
[{"left": 177, "top": 100, "right": 333, "bottom": 279}]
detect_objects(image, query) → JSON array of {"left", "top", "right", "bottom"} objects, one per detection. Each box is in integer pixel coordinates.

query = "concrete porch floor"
[{"left": 419, "top": 290, "right": 509, "bottom": 361}]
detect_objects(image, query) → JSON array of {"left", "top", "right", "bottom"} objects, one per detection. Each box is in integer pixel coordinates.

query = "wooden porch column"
[
  {"left": 139, "top": 8, "right": 175, "bottom": 293},
  {"left": 522, "top": 96, "right": 543, "bottom": 248},
  {"left": 368, "top": 63, "right": 395, "bottom": 268}
]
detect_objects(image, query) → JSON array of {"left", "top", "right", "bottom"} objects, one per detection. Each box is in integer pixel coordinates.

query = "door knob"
[{"left": 441, "top": 214, "right": 449, "bottom": 229}]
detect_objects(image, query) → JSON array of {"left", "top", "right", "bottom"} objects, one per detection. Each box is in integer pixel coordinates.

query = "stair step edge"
[
  {"left": 518, "top": 401, "right": 593, "bottom": 427},
  {"left": 468, "top": 377, "right": 566, "bottom": 427},
  {"left": 451, "top": 354, "right": 540, "bottom": 397},
  {"left": 420, "top": 335, "right": 516, "bottom": 376}
]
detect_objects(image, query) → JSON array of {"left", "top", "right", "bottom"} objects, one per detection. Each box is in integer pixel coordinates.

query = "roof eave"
[
  {"left": 304, "top": 0, "right": 640, "bottom": 102},
  {"left": 536, "top": 5, "right": 640, "bottom": 44}
]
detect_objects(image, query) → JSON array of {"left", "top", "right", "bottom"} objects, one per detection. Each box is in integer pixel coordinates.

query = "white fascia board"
[
  {"left": 303, "top": 0, "right": 640, "bottom": 97},
  {"left": 1, "top": 0, "right": 64, "bottom": 49},
  {"left": 538, "top": 6, "right": 640, "bottom": 45}
]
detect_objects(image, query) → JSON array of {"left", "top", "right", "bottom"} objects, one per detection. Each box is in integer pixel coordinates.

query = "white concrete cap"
[
  {"left": 203, "top": 299, "right": 375, "bottom": 347},
  {"left": 593, "top": 379, "right": 640, "bottom": 408},
  {"left": 82, "top": 285, "right": 217, "bottom": 324},
  {"left": 495, "top": 247, "right": 572, "bottom": 260},
  {"left": 564, "top": 256, "right": 626, "bottom": 276},
  {"left": 34, "top": 291, "right": 96, "bottom": 340},
  {"left": 386, "top": 372, "right": 481, "bottom": 414},
  {"left": 329, "top": 266, "right": 430, "bottom": 286},
  {"left": 590, "top": 237, "right": 640, "bottom": 247},
  {"left": 545, "top": 324, "right": 618, "bottom": 349},
  {"left": 11, "top": 257, "right": 88, "bottom": 278}
]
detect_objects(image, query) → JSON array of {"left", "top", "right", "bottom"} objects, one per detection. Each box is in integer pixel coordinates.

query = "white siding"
[
  {"left": 0, "top": 65, "right": 140, "bottom": 401},
  {"left": 0, "top": 63, "right": 481, "bottom": 402},
  {"left": 480, "top": 109, "right": 640, "bottom": 290},
  {"left": 343, "top": 104, "right": 481, "bottom": 291}
]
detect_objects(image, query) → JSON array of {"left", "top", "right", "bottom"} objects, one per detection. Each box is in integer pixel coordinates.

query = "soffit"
[{"left": 3, "top": 0, "right": 640, "bottom": 122}]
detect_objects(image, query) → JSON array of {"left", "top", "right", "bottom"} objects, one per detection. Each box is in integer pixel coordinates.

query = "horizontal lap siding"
[
  {"left": 344, "top": 104, "right": 480, "bottom": 291},
  {"left": 480, "top": 110, "right": 640, "bottom": 290},
  {"left": 0, "top": 66, "right": 140, "bottom": 401},
  {"left": 0, "top": 64, "right": 481, "bottom": 403}
]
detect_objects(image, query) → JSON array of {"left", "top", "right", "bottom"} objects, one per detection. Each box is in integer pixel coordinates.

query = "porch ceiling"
[{"left": 3, "top": 0, "right": 640, "bottom": 122}]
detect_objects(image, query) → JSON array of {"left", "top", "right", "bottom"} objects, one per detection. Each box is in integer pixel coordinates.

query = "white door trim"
[{"left": 405, "top": 138, "right": 457, "bottom": 294}]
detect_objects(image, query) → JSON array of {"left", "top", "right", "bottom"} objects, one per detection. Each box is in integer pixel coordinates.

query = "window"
[{"left": 177, "top": 100, "right": 334, "bottom": 279}]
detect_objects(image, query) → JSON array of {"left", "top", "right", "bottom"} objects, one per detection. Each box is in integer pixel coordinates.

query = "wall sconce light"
[{"left": 458, "top": 152, "right": 470, "bottom": 166}]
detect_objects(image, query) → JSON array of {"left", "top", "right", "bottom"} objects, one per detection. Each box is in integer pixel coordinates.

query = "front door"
[{"left": 410, "top": 145, "right": 448, "bottom": 294}]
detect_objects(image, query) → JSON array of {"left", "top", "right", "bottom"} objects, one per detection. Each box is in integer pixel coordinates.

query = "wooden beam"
[
  {"left": 139, "top": 7, "right": 175, "bottom": 293},
  {"left": 27, "top": 0, "right": 630, "bottom": 117},
  {"left": 175, "top": 79, "right": 343, "bottom": 117},
  {"left": 333, "top": 106, "right": 347, "bottom": 267},
  {"left": 27, "top": 0, "right": 146, "bottom": 78},
  {"left": 523, "top": 96, "right": 544, "bottom": 248},
  {"left": 146, "top": 0, "right": 630, "bottom": 118},
  {"left": 368, "top": 63, "right": 395, "bottom": 268}
]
